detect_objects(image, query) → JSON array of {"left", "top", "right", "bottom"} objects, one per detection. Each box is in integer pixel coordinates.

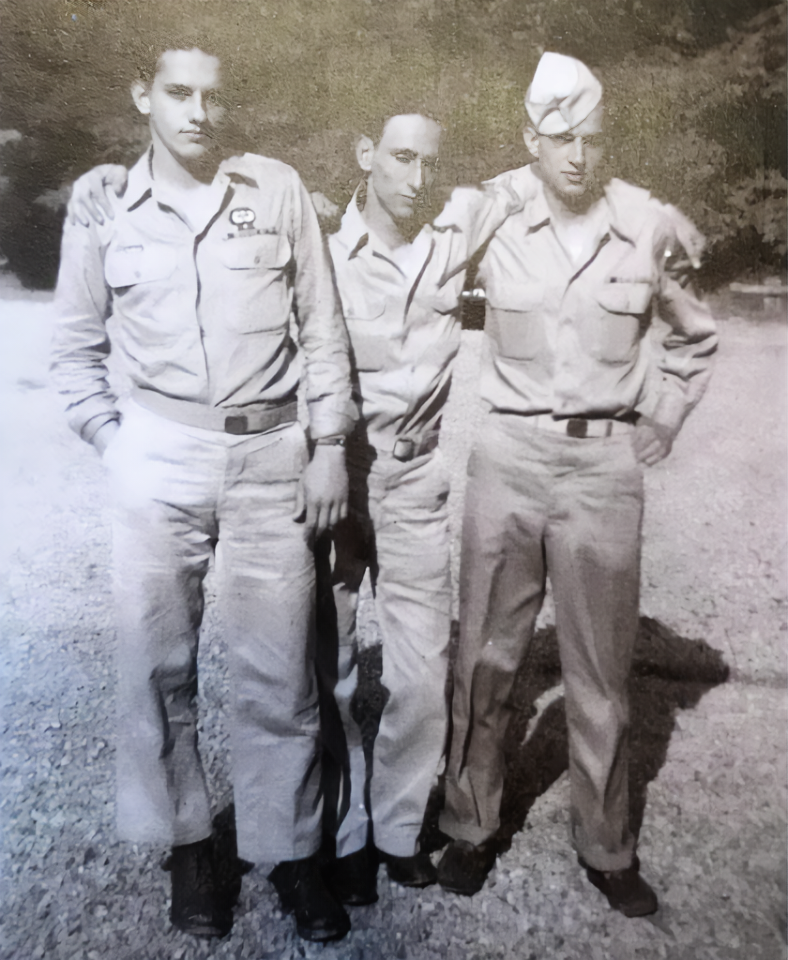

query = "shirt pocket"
[
  {"left": 218, "top": 233, "right": 292, "bottom": 333},
  {"left": 486, "top": 283, "right": 545, "bottom": 361},
  {"left": 104, "top": 244, "right": 177, "bottom": 289},
  {"left": 343, "top": 299, "right": 388, "bottom": 373},
  {"left": 591, "top": 281, "right": 652, "bottom": 363}
]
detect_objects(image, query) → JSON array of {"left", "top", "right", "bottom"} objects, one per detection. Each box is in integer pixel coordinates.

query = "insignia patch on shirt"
[{"left": 229, "top": 207, "right": 256, "bottom": 228}]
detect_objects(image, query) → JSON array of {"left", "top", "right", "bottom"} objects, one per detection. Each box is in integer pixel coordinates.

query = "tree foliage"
[{"left": 0, "top": 0, "right": 784, "bottom": 287}]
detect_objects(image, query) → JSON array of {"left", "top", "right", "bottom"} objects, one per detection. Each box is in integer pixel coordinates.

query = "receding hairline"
[{"left": 371, "top": 112, "right": 442, "bottom": 147}]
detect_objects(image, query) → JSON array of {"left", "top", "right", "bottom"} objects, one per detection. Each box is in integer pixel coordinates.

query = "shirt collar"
[
  {"left": 524, "top": 167, "right": 639, "bottom": 246},
  {"left": 335, "top": 185, "right": 439, "bottom": 264},
  {"left": 335, "top": 187, "right": 372, "bottom": 259},
  {"left": 124, "top": 147, "right": 155, "bottom": 211},
  {"left": 124, "top": 145, "right": 243, "bottom": 213}
]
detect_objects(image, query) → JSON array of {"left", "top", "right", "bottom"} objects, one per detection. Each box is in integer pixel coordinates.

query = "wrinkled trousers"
[
  {"left": 319, "top": 445, "right": 452, "bottom": 858},
  {"left": 441, "top": 414, "right": 643, "bottom": 871},
  {"left": 105, "top": 402, "right": 321, "bottom": 863}
]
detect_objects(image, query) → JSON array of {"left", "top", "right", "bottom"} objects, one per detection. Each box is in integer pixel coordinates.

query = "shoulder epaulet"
[{"left": 606, "top": 178, "right": 653, "bottom": 238}]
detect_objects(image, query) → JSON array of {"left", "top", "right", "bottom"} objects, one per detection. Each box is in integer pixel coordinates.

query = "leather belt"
[
  {"left": 392, "top": 433, "right": 440, "bottom": 462},
  {"left": 132, "top": 388, "right": 298, "bottom": 435},
  {"left": 525, "top": 414, "right": 636, "bottom": 438}
]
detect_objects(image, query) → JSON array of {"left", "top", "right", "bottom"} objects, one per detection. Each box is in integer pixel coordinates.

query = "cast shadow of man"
[
  {"left": 340, "top": 614, "right": 728, "bottom": 859},
  {"left": 208, "top": 614, "right": 728, "bottom": 914},
  {"left": 491, "top": 616, "right": 730, "bottom": 852}
]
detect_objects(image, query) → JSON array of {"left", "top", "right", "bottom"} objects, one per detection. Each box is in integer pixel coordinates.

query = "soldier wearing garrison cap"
[{"left": 437, "top": 53, "right": 718, "bottom": 916}]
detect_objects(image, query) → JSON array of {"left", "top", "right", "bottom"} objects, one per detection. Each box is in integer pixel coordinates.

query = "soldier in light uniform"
[
  {"left": 320, "top": 113, "right": 534, "bottom": 903},
  {"left": 437, "top": 53, "right": 718, "bottom": 915},
  {"left": 53, "top": 38, "right": 355, "bottom": 943}
]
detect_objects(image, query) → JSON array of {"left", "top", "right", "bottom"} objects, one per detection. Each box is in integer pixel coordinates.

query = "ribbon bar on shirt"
[{"left": 133, "top": 387, "right": 298, "bottom": 435}]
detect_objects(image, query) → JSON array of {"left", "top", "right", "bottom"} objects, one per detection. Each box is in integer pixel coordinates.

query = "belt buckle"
[
  {"left": 566, "top": 418, "right": 588, "bottom": 439},
  {"left": 225, "top": 414, "right": 248, "bottom": 435},
  {"left": 393, "top": 437, "right": 415, "bottom": 461}
]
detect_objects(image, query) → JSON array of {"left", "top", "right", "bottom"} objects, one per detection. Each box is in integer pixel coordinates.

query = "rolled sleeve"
[
  {"left": 290, "top": 175, "right": 355, "bottom": 439},
  {"left": 50, "top": 216, "right": 119, "bottom": 442}
]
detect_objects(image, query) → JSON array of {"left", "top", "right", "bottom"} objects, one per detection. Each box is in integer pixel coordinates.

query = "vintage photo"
[{"left": 1, "top": 1, "right": 785, "bottom": 957}]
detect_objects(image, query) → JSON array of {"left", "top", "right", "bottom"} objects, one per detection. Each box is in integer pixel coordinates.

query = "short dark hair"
[
  {"left": 128, "top": 28, "right": 240, "bottom": 99},
  {"left": 356, "top": 96, "right": 444, "bottom": 145}
]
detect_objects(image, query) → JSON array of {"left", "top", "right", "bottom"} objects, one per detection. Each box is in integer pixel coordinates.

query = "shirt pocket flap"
[
  {"left": 487, "top": 282, "right": 543, "bottom": 313},
  {"left": 219, "top": 234, "right": 289, "bottom": 270},
  {"left": 342, "top": 296, "right": 386, "bottom": 322},
  {"left": 596, "top": 282, "right": 652, "bottom": 315},
  {"left": 105, "top": 245, "right": 177, "bottom": 288}
]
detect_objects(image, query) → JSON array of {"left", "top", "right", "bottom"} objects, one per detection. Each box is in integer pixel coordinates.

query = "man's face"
[
  {"left": 525, "top": 104, "right": 605, "bottom": 205},
  {"left": 132, "top": 48, "right": 226, "bottom": 167},
  {"left": 363, "top": 114, "right": 442, "bottom": 223}
]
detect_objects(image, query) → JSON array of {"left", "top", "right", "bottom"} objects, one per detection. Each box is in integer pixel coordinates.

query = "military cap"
[{"left": 525, "top": 52, "right": 603, "bottom": 135}]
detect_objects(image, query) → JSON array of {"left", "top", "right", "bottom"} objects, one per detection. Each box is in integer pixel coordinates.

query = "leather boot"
[
  {"left": 168, "top": 838, "right": 229, "bottom": 937},
  {"left": 268, "top": 856, "right": 351, "bottom": 942}
]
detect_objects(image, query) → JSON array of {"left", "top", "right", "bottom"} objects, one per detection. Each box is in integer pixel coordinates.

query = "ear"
[
  {"left": 131, "top": 80, "right": 151, "bottom": 116},
  {"left": 523, "top": 126, "right": 539, "bottom": 159},
  {"left": 356, "top": 135, "right": 375, "bottom": 173}
]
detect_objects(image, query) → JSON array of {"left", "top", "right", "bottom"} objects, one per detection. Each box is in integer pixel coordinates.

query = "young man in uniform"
[
  {"left": 52, "top": 38, "right": 355, "bottom": 942},
  {"left": 319, "top": 113, "right": 533, "bottom": 905},
  {"left": 437, "top": 53, "right": 718, "bottom": 916}
]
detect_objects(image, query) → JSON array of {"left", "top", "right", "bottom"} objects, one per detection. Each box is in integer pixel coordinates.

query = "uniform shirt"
[
  {"left": 328, "top": 172, "right": 532, "bottom": 451},
  {"left": 478, "top": 166, "right": 718, "bottom": 431},
  {"left": 52, "top": 148, "right": 354, "bottom": 442}
]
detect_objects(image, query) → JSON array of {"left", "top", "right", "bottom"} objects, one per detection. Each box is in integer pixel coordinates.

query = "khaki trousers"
[
  {"left": 320, "top": 445, "right": 452, "bottom": 858},
  {"left": 441, "top": 414, "right": 643, "bottom": 871},
  {"left": 105, "top": 403, "right": 322, "bottom": 863}
]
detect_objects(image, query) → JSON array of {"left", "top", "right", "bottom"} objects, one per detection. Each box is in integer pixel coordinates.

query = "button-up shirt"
[
  {"left": 477, "top": 166, "right": 718, "bottom": 430},
  {"left": 52, "top": 148, "right": 354, "bottom": 441},
  {"left": 328, "top": 173, "right": 532, "bottom": 451}
]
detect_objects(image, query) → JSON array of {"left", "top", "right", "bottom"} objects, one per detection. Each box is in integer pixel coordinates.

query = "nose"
[
  {"left": 408, "top": 160, "right": 424, "bottom": 192},
  {"left": 189, "top": 93, "right": 207, "bottom": 124},
  {"left": 570, "top": 137, "right": 585, "bottom": 167}
]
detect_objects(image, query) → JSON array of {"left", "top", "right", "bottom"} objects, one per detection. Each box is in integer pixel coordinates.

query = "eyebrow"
[
  {"left": 389, "top": 148, "right": 439, "bottom": 162},
  {"left": 164, "top": 84, "right": 193, "bottom": 94}
]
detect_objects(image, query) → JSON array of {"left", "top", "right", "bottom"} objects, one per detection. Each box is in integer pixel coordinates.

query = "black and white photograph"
[{"left": 0, "top": 1, "right": 785, "bottom": 958}]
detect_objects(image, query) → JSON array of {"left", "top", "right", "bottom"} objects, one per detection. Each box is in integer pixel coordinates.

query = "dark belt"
[
  {"left": 524, "top": 413, "right": 636, "bottom": 438},
  {"left": 132, "top": 388, "right": 298, "bottom": 435}
]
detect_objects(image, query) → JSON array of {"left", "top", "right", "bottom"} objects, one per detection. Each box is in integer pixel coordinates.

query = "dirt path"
[{"left": 1, "top": 276, "right": 785, "bottom": 960}]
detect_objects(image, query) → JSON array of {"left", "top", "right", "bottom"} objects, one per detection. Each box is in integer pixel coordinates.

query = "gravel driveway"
[{"left": 1, "top": 275, "right": 785, "bottom": 960}]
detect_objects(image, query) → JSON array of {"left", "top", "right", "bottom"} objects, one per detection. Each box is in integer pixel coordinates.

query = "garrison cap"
[{"left": 525, "top": 52, "right": 603, "bottom": 135}]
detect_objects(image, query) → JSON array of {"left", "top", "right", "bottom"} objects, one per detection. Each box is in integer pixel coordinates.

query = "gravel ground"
[{"left": 0, "top": 274, "right": 785, "bottom": 960}]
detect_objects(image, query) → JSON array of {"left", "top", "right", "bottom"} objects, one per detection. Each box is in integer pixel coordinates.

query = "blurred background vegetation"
[{"left": 0, "top": 0, "right": 784, "bottom": 289}]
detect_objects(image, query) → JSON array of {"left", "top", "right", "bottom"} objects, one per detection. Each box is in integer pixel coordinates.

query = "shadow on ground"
[
  {"left": 494, "top": 616, "right": 730, "bottom": 850},
  {"left": 353, "top": 616, "right": 730, "bottom": 855},
  {"left": 215, "top": 608, "right": 730, "bottom": 890}
]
